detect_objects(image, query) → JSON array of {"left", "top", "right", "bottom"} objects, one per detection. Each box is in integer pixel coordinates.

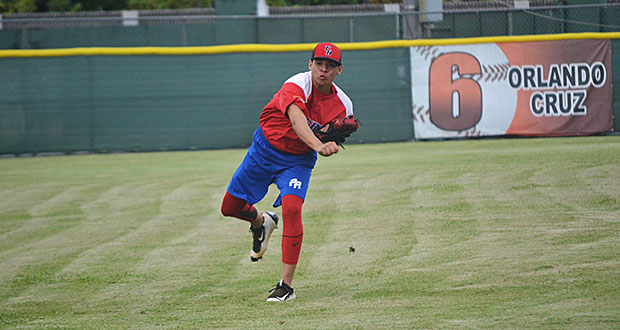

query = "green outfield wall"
[
  {"left": 0, "top": 36, "right": 618, "bottom": 155},
  {"left": 0, "top": 47, "right": 411, "bottom": 154}
]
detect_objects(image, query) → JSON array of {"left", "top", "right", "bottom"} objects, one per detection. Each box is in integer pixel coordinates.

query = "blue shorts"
[{"left": 227, "top": 127, "right": 317, "bottom": 207}]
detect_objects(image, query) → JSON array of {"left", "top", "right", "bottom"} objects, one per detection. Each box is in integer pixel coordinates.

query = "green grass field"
[{"left": 1, "top": 136, "right": 619, "bottom": 329}]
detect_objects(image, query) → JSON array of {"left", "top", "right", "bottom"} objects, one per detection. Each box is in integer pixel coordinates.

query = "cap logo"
[{"left": 324, "top": 45, "right": 333, "bottom": 56}]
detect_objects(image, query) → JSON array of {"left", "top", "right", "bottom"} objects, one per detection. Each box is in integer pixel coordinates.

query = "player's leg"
[
  {"left": 267, "top": 194, "right": 302, "bottom": 302},
  {"left": 222, "top": 128, "right": 281, "bottom": 261},
  {"left": 221, "top": 191, "right": 260, "bottom": 224},
  {"left": 280, "top": 194, "right": 304, "bottom": 282},
  {"left": 267, "top": 166, "right": 312, "bottom": 301},
  {"left": 221, "top": 191, "right": 279, "bottom": 262}
]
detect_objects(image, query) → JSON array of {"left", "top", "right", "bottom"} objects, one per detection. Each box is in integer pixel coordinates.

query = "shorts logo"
[
  {"left": 289, "top": 178, "right": 302, "bottom": 189},
  {"left": 325, "top": 45, "right": 333, "bottom": 56}
]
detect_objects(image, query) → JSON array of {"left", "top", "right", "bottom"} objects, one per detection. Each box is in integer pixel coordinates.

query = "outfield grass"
[{"left": 1, "top": 136, "right": 619, "bottom": 329}]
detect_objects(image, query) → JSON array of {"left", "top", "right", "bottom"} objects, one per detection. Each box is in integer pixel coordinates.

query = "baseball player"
[{"left": 221, "top": 42, "right": 357, "bottom": 302}]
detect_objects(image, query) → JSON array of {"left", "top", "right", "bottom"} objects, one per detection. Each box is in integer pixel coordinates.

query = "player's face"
[{"left": 309, "top": 59, "right": 342, "bottom": 93}]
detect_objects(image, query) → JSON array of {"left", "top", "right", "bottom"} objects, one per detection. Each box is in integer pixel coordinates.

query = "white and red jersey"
[{"left": 259, "top": 71, "right": 354, "bottom": 154}]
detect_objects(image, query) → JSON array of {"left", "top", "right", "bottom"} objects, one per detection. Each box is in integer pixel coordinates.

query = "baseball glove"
[{"left": 308, "top": 116, "right": 361, "bottom": 146}]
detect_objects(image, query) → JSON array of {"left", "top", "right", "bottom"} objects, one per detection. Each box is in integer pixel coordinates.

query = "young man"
[{"left": 220, "top": 42, "right": 353, "bottom": 302}]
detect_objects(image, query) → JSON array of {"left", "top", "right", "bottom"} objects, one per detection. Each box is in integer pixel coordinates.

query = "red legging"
[
  {"left": 221, "top": 192, "right": 258, "bottom": 222},
  {"left": 281, "top": 195, "right": 303, "bottom": 265},
  {"left": 220, "top": 192, "right": 304, "bottom": 265}
]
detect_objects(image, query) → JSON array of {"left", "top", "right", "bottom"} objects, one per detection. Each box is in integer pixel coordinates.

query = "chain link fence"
[
  {"left": 1, "top": 2, "right": 620, "bottom": 49},
  {"left": 414, "top": 2, "right": 620, "bottom": 39}
]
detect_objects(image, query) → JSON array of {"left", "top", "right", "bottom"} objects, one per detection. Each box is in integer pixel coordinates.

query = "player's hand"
[{"left": 316, "top": 141, "right": 339, "bottom": 157}]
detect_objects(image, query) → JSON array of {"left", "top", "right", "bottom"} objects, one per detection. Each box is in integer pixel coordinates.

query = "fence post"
[
  {"left": 403, "top": 0, "right": 419, "bottom": 39},
  {"left": 510, "top": 1, "right": 530, "bottom": 35},
  {"left": 349, "top": 16, "right": 354, "bottom": 42},
  {"left": 384, "top": 4, "right": 401, "bottom": 39},
  {"left": 20, "top": 28, "right": 28, "bottom": 49}
]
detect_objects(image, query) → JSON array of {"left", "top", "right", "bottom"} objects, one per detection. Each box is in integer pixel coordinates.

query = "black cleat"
[{"left": 266, "top": 279, "right": 296, "bottom": 302}]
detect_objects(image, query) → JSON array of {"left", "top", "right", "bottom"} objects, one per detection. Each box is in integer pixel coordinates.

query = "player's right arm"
[{"left": 287, "top": 103, "right": 339, "bottom": 157}]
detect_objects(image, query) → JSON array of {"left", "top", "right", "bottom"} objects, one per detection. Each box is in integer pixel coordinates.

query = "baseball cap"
[{"left": 311, "top": 42, "right": 342, "bottom": 65}]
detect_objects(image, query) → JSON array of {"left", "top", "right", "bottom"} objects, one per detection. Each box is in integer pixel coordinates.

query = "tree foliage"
[
  {"left": 268, "top": 0, "right": 396, "bottom": 5},
  {"left": 1, "top": 0, "right": 122, "bottom": 12},
  {"left": 128, "top": 0, "right": 210, "bottom": 10}
]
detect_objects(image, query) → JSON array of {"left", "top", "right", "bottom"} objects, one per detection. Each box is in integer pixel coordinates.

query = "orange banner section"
[
  {"left": 499, "top": 39, "right": 612, "bottom": 136},
  {"left": 411, "top": 39, "right": 613, "bottom": 139}
]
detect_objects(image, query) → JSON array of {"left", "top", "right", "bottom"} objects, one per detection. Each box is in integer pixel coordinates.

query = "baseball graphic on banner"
[{"left": 411, "top": 44, "right": 518, "bottom": 139}]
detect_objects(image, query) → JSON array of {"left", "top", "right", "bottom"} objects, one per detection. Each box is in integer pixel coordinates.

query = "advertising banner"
[{"left": 411, "top": 39, "right": 613, "bottom": 139}]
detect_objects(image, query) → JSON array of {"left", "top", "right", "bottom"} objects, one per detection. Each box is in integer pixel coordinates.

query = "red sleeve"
[
  {"left": 259, "top": 82, "right": 313, "bottom": 154},
  {"left": 276, "top": 82, "right": 309, "bottom": 117}
]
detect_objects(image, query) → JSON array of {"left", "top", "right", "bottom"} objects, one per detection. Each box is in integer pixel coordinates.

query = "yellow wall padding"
[{"left": 2, "top": 32, "right": 620, "bottom": 58}]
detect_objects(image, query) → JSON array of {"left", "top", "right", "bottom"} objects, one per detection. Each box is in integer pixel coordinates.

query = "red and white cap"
[{"left": 311, "top": 42, "right": 342, "bottom": 65}]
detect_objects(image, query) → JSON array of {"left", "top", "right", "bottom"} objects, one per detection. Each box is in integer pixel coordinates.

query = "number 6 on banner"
[{"left": 429, "top": 53, "right": 482, "bottom": 131}]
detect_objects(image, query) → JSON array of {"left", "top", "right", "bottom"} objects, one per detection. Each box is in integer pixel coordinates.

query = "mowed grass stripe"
[
  {"left": 0, "top": 136, "right": 619, "bottom": 328},
  {"left": 0, "top": 152, "right": 243, "bottom": 327},
  {"left": 271, "top": 137, "right": 619, "bottom": 328}
]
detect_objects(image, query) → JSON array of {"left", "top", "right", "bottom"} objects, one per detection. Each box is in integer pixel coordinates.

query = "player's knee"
[
  {"left": 221, "top": 192, "right": 239, "bottom": 217},
  {"left": 283, "top": 206, "right": 302, "bottom": 224},
  {"left": 282, "top": 195, "right": 303, "bottom": 216},
  {"left": 220, "top": 203, "right": 234, "bottom": 217},
  {"left": 282, "top": 195, "right": 303, "bottom": 233}
]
